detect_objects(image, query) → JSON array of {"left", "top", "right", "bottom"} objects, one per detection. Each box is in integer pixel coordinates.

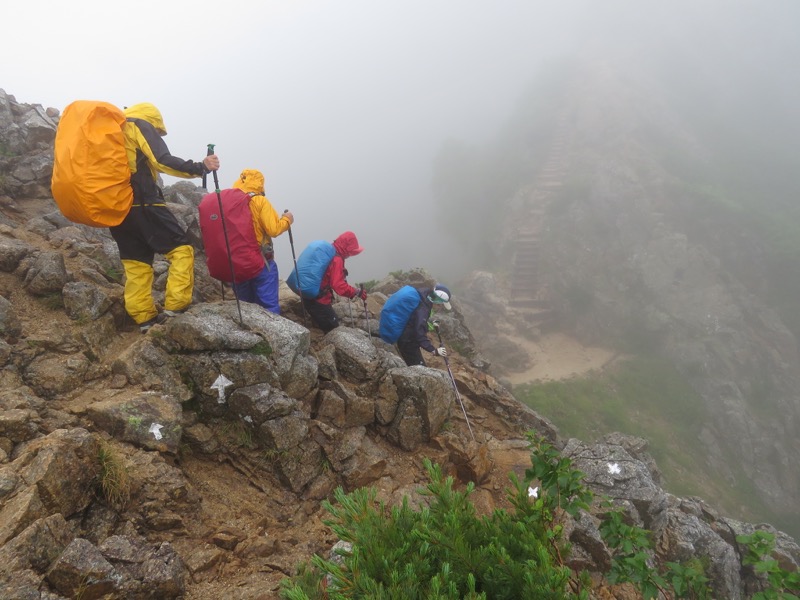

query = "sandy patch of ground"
[{"left": 504, "top": 332, "right": 621, "bottom": 385}]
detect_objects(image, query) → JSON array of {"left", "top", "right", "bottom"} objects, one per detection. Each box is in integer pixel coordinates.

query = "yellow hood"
[
  {"left": 232, "top": 169, "right": 265, "bottom": 195},
  {"left": 123, "top": 103, "right": 167, "bottom": 135}
]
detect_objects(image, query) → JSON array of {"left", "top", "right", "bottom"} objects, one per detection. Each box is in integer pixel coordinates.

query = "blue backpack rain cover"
[
  {"left": 286, "top": 240, "right": 337, "bottom": 299},
  {"left": 379, "top": 285, "right": 421, "bottom": 343}
]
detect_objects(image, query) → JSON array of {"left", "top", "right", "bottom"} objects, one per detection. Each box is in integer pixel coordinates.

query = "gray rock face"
[
  {"left": 41, "top": 534, "right": 186, "bottom": 600},
  {"left": 0, "top": 89, "right": 57, "bottom": 199},
  {"left": 562, "top": 434, "right": 757, "bottom": 597},
  {"left": 0, "top": 429, "right": 99, "bottom": 546},
  {"left": 229, "top": 383, "right": 297, "bottom": 425},
  {"left": 23, "top": 251, "right": 69, "bottom": 296},
  {"left": 659, "top": 506, "right": 743, "bottom": 600},
  {"left": 386, "top": 366, "right": 452, "bottom": 451},
  {"left": 564, "top": 437, "right": 668, "bottom": 529},
  {"left": 86, "top": 392, "right": 182, "bottom": 454},
  {"left": 165, "top": 302, "right": 318, "bottom": 399},
  {"left": 45, "top": 537, "right": 117, "bottom": 599},
  {"left": 0, "top": 294, "right": 22, "bottom": 342},
  {"left": 317, "top": 380, "right": 374, "bottom": 428},
  {"left": 23, "top": 353, "right": 90, "bottom": 399},
  {"left": 112, "top": 339, "right": 192, "bottom": 402},
  {"left": 323, "top": 326, "right": 380, "bottom": 382},
  {"left": 0, "top": 237, "right": 35, "bottom": 272},
  {"left": 62, "top": 281, "right": 112, "bottom": 321},
  {"left": 0, "top": 513, "right": 73, "bottom": 579}
]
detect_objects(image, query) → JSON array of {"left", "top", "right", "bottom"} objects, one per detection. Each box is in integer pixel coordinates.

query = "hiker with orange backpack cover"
[{"left": 113, "top": 103, "right": 219, "bottom": 332}]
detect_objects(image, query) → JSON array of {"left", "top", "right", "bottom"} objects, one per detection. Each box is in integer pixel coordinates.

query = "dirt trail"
[{"left": 503, "top": 332, "right": 621, "bottom": 385}]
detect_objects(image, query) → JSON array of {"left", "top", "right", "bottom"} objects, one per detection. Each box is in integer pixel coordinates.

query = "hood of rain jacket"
[
  {"left": 232, "top": 169, "right": 265, "bottom": 195},
  {"left": 123, "top": 103, "right": 167, "bottom": 135},
  {"left": 333, "top": 231, "right": 363, "bottom": 258}
]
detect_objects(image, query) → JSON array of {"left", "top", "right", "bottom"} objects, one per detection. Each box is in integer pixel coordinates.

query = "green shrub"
[
  {"left": 736, "top": 531, "right": 800, "bottom": 599},
  {"left": 280, "top": 434, "right": 718, "bottom": 600}
]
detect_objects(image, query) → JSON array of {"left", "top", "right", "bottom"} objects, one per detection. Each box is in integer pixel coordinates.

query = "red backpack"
[{"left": 198, "top": 189, "right": 264, "bottom": 283}]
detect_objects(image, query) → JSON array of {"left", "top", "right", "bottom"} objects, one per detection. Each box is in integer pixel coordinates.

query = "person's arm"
[
  {"left": 411, "top": 306, "right": 437, "bottom": 353},
  {"left": 129, "top": 119, "right": 209, "bottom": 179},
  {"left": 252, "top": 195, "right": 292, "bottom": 239},
  {"left": 328, "top": 256, "right": 359, "bottom": 298}
]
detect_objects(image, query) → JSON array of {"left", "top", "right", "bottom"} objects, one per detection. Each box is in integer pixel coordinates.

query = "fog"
[{"left": 4, "top": 0, "right": 799, "bottom": 283}]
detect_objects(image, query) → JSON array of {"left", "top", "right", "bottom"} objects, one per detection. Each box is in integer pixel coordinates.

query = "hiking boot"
[
  {"left": 164, "top": 307, "right": 189, "bottom": 317},
  {"left": 139, "top": 313, "right": 168, "bottom": 333}
]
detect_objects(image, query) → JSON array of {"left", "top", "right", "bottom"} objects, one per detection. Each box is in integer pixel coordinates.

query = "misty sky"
[{"left": 4, "top": 0, "right": 798, "bottom": 284}]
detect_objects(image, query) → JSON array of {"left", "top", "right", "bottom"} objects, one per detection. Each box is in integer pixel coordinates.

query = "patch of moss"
[{"left": 250, "top": 340, "right": 272, "bottom": 357}]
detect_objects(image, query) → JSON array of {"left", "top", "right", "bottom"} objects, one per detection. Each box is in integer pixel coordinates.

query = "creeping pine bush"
[
  {"left": 281, "top": 436, "right": 588, "bottom": 600},
  {"left": 280, "top": 434, "right": 794, "bottom": 600}
]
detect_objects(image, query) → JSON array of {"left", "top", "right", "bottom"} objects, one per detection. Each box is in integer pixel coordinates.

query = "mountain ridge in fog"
[{"left": 443, "top": 51, "right": 800, "bottom": 537}]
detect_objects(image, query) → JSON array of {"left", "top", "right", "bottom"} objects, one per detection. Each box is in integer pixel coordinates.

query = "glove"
[
  {"left": 435, "top": 347, "right": 447, "bottom": 357},
  {"left": 358, "top": 288, "right": 367, "bottom": 301}
]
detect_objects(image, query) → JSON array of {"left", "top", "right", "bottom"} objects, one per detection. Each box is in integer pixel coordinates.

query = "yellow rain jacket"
[
  {"left": 123, "top": 103, "right": 206, "bottom": 205},
  {"left": 232, "top": 169, "right": 292, "bottom": 248},
  {"left": 116, "top": 102, "right": 204, "bottom": 324}
]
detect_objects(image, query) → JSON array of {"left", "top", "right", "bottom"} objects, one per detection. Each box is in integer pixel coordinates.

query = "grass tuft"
[{"left": 97, "top": 441, "right": 132, "bottom": 510}]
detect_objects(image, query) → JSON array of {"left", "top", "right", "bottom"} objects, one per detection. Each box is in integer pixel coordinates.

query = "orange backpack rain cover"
[{"left": 51, "top": 100, "right": 133, "bottom": 227}]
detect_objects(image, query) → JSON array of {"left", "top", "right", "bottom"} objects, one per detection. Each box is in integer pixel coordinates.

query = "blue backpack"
[
  {"left": 379, "top": 285, "right": 422, "bottom": 343},
  {"left": 286, "top": 240, "right": 337, "bottom": 298}
]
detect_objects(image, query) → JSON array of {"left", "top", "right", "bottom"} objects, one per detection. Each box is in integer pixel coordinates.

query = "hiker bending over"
[
  {"left": 111, "top": 102, "right": 219, "bottom": 332},
  {"left": 199, "top": 169, "right": 293, "bottom": 314},
  {"left": 396, "top": 284, "right": 452, "bottom": 366},
  {"left": 302, "top": 231, "right": 367, "bottom": 333}
]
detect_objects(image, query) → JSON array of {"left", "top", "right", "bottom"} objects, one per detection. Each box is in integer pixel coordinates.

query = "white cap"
[{"left": 433, "top": 286, "right": 451, "bottom": 310}]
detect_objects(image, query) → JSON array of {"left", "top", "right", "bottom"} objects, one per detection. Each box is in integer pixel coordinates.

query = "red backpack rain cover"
[{"left": 199, "top": 189, "right": 264, "bottom": 283}]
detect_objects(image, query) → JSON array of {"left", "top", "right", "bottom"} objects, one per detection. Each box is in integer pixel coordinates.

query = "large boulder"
[
  {"left": 386, "top": 366, "right": 453, "bottom": 451},
  {"left": 86, "top": 392, "right": 182, "bottom": 454},
  {"left": 112, "top": 339, "right": 192, "bottom": 402},
  {"left": 164, "top": 302, "right": 318, "bottom": 399}
]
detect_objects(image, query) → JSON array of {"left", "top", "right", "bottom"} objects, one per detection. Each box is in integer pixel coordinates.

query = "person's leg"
[
  {"left": 232, "top": 278, "right": 257, "bottom": 304},
  {"left": 110, "top": 211, "right": 157, "bottom": 324},
  {"left": 144, "top": 205, "right": 194, "bottom": 313},
  {"left": 164, "top": 246, "right": 194, "bottom": 312},
  {"left": 252, "top": 260, "right": 280, "bottom": 314},
  {"left": 302, "top": 299, "right": 339, "bottom": 332},
  {"left": 397, "top": 339, "right": 425, "bottom": 366}
]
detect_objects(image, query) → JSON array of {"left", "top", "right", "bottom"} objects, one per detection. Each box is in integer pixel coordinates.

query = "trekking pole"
[
  {"left": 360, "top": 284, "right": 376, "bottom": 348},
  {"left": 360, "top": 285, "right": 371, "bottom": 338},
  {"left": 284, "top": 209, "right": 307, "bottom": 327},
  {"left": 432, "top": 321, "right": 475, "bottom": 441},
  {"left": 201, "top": 155, "right": 223, "bottom": 299},
  {"left": 207, "top": 143, "right": 244, "bottom": 326},
  {"left": 347, "top": 295, "right": 354, "bottom": 325}
]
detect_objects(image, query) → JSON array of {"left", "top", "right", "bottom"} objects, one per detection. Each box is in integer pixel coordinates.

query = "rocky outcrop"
[{"left": 0, "top": 89, "right": 58, "bottom": 201}]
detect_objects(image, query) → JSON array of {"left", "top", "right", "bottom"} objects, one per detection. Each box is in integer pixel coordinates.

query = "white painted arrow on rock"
[
  {"left": 149, "top": 423, "right": 164, "bottom": 440},
  {"left": 211, "top": 374, "right": 234, "bottom": 403}
]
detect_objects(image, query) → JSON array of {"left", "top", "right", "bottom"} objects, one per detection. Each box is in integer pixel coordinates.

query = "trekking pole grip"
[
  {"left": 206, "top": 143, "right": 220, "bottom": 191},
  {"left": 284, "top": 210, "right": 295, "bottom": 242},
  {"left": 202, "top": 143, "right": 215, "bottom": 189}
]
